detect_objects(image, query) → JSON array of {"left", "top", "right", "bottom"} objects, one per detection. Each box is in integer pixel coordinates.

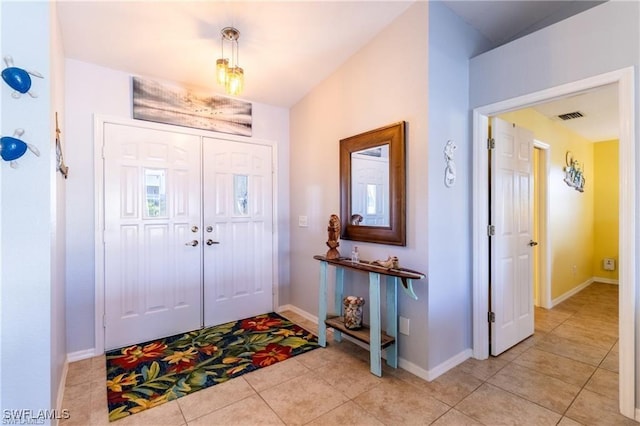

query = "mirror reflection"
[
  {"left": 340, "top": 121, "right": 406, "bottom": 246},
  {"left": 350, "top": 144, "right": 390, "bottom": 227}
]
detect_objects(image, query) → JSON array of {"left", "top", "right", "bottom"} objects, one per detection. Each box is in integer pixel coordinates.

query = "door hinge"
[
  {"left": 487, "top": 225, "right": 495, "bottom": 236},
  {"left": 487, "top": 138, "right": 495, "bottom": 150},
  {"left": 103, "top": 314, "right": 107, "bottom": 328},
  {"left": 488, "top": 312, "right": 495, "bottom": 323}
]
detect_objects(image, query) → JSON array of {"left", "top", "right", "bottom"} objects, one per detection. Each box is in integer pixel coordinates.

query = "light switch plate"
[
  {"left": 298, "top": 215, "right": 308, "bottom": 227},
  {"left": 399, "top": 316, "right": 410, "bottom": 335}
]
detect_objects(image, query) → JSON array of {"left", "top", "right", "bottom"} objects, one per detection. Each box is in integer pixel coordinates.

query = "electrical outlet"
[
  {"left": 399, "top": 317, "right": 410, "bottom": 335},
  {"left": 572, "top": 265, "right": 577, "bottom": 276}
]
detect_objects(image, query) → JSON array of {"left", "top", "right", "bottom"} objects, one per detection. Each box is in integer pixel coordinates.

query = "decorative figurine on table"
[
  {"left": 326, "top": 214, "right": 341, "bottom": 259},
  {"left": 0, "top": 129, "right": 40, "bottom": 168},
  {"left": 2, "top": 56, "right": 44, "bottom": 98},
  {"left": 372, "top": 256, "right": 400, "bottom": 269}
]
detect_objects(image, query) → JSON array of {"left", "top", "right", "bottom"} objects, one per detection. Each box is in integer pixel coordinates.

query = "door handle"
[
  {"left": 206, "top": 239, "right": 220, "bottom": 246},
  {"left": 185, "top": 240, "right": 199, "bottom": 247},
  {"left": 528, "top": 240, "right": 538, "bottom": 247}
]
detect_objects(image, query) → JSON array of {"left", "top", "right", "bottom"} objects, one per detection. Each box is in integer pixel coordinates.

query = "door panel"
[
  {"left": 490, "top": 117, "right": 535, "bottom": 355},
  {"left": 203, "top": 139, "right": 273, "bottom": 326},
  {"left": 104, "top": 124, "right": 202, "bottom": 350}
]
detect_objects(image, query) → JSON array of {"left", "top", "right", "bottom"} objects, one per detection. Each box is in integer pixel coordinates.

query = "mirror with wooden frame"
[{"left": 340, "top": 121, "right": 406, "bottom": 246}]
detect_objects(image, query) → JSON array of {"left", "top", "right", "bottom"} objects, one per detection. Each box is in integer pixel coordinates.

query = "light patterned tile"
[
  {"left": 600, "top": 349, "right": 619, "bottom": 373},
  {"left": 534, "top": 333, "right": 609, "bottom": 366},
  {"left": 456, "top": 383, "right": 561, "bottom": 425},
  {"left": 295, "top": 345, "right": 357, "bottom": 370},
  {"left": 243, "top": 357, "right": 310, "bottom": 392},
  {"left": 188, "top": 394, "right": 283, "bottom": 426},
  {"left": 177, "top": 377, "right": 256, "bottom": 422},
  {"left": 431, "top": 409, "right": 485, "bottom": 425},
  {"left": 487, "top": 363, "right": 580, "bottom": 414},
  {"left": 111, "top": 400, "right": 185, "bottom": 426},
  {"left": 565, "top": 389, "right": 637, "bottom": 426},
  {"left": 562, "top": 316, "right": 618, "bottom": 338},
  {"left": 550, "top": 323, "right": 617, "bottom": 351},
  {"left": 259, "top": 372, "right": 349, "bottom": 425},
  {"left": 416, "top": 368, "right": 483, "bottom": 406},
  {"left": 315, "top": 355, "right": 382, "bottom": 399},
  {"left": 584, "top": 368, "right": 618, "bottom": 401},
  {"left": 353, "top": 376, "right": 449, "bottom": 424},
  {"left": 456, "top": 356, "right": 509, "bottom": 381},
  {"left": 66, "top": 358, "right": 93, "bottom": 386},
  {"left": 557, "top": 417, "right": 583, "bottom": 426},
  {"left": 307, "top": 401, "right": 384, "bottom": 426},
  {"left": 513, "top": 348, "right": 595, "bottom": 387}
]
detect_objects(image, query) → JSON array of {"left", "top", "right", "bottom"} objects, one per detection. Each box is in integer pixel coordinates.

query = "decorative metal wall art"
[
  {"left": 1, "top": 56, "right": 43, "bottom": 98},
  {"left": 55, "top": 113, "right": 68, "bottom": 178},
  {"left": 563, "top": 151, "right": 585, "bottom": 192},
  {"left": 0, "top": 129, "right": 40, "bottom": 168},
  {"left": 444, "top": 140, "right": 457, "bottom": 187}
]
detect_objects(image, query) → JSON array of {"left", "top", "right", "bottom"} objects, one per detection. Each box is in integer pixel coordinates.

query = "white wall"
[
  {"left": 290, "top": 2, "right": 430, "bottom": 371},
  {"left": 64, "top": 59, "right": 290, "bottom": 353},
  {"left": 469, "top": 0, "right": 640, "bottom": 411},
  {"left": 427, "top": 1, "right": 491, "bottom": 371},
  {"left": 1, "top": 0, "right": 66, "bottom": 415}
]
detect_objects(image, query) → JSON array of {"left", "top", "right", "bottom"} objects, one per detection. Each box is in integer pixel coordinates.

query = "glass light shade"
[
  {"left": 225, "top": 66, "right": 244, "bottom": 96},
  {"left": 216, "top": 58, "right": 228, "bottom": 85}
]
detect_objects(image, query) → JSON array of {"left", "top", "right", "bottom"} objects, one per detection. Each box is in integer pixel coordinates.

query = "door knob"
[
  {"left": 185, "top": 240, "right": 199, "bottom": 247},
  {"left": 528, "top": 240, "right": 538, "bottom": 247},
  {"left": 206, "top": 239, "right": 220, "bottom": 246}
]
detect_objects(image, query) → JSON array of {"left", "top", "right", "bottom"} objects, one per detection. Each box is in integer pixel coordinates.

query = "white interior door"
[
  {"left": 203, "top": 138, "right": 274, "bottom": 327},
  {"left": 490, "top": 117, "right": 535, "bottom": 355},
  {"left": 103, "top": 124, "right": 203, "bottom": 350}
]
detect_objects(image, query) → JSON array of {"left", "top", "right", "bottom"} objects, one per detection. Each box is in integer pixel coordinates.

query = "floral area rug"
[{"left": 106, "top": 312, "right": 319, "bottom": 421}]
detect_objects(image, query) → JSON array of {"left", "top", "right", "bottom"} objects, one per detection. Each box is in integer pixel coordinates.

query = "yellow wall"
[
  {"left": 499, "top": 108, "right": 595, "bottom": 300},
  {"left": 593, "top": 140, "right": 619, "bottom": 280}
]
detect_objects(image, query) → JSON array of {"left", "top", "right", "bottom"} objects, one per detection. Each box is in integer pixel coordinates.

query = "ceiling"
[{"left": 56, "top": 0, "right": 617, "bottom": 139}]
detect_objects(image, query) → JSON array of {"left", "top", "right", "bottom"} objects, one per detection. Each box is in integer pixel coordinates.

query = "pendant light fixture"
[{"left": 216, "top": 27, "right": 244, "bottom": 96}]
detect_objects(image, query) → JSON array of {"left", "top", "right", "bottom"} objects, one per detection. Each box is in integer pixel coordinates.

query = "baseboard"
[
  {"left": 277, "top": 304, "right": 318, "bottom": 323},
  {"left": 67, "top": 348, "right": 97, "bottom": 363},
  {"left": 425, "top": 348, "right": 472, "bottom": 381},
  {"left": 55, "top": 359, "right": 69, "bottom": 426},
  {"left": 551, "top": 278, "right": 593, "bottom": 307},
  {"left": 592, "top": 276, "right": 619, "bottom": 285}
]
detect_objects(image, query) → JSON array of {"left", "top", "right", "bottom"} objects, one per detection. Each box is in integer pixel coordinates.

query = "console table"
[{"left": 314, "top": 255, "right": 425, "bottom": 377}]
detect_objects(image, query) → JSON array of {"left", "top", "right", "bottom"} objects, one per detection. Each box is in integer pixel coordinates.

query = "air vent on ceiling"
[{"left": 557, "top": 111, "right": 584, "bottom": 121}]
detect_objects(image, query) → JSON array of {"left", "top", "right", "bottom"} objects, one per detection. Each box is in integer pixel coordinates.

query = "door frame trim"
[
  {"left": 94, "top": 115, "right": 280, "bottom": 355},
  {"left": 471, "top": 67, "right": 636, "bottom": 418},
  {"left": 533, "top": 140, "right": 552, "bottom": 309}
]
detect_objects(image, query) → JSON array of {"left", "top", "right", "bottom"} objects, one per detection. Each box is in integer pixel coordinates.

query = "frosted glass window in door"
[
  {"left": 234, "top": 174, "right": 249, "bottom": 215},
  {"left": 144, "top": 168, "right": 167, "bottom": 217}
]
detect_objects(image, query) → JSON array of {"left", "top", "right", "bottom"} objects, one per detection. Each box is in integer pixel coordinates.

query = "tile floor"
[{"left": 61, "top": 282, "right": 637, "bottom": 425}]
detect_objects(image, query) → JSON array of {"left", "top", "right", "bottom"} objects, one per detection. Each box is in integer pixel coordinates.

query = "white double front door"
[{"left": 103, "top": 122, "right": 273, "bottom": 350}]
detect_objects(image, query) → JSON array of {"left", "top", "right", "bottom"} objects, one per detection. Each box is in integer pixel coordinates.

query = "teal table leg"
[
  {"left": 386, "top": 276, "right": 398, "bottom": 368},
  {"left": 318, "top": 261, "right": 328, "bottom": 347},
  {"left": 369, "top": 272, "right": 382, "bottom": 377},
  {"left": 334, "top": 267, "right": 344, "bottom": 342}
]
